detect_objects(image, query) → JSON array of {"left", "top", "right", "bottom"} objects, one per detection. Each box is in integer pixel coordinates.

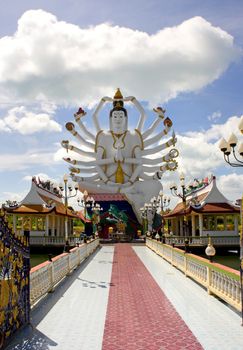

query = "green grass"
[
  {"left": 200, "top": 253, "right": 240, "bottom": 271},
  {"left": 30, "top": 254, "right": 50, "bottom": 268}
]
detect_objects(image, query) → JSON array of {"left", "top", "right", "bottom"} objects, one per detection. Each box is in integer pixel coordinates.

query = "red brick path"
[{"left": 102, "top": 244, "right": 203, "bottom": 350}]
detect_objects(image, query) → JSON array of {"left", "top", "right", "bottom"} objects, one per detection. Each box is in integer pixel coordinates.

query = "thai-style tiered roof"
[
  {"left": 5, "top": 177, "right": 78, "bottom": 218},
  {"left": 165, "top": 175, "right": 240, "bottom": 218}
]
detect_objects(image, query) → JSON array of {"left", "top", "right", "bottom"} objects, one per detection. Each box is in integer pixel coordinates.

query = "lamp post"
[
  {"left": 205, "top": 236, "right": 216, "bottom": 263},
  {"left": 91, "top": 203, "right": 103, "bottom": 237},
  {"left": 58, "top": 174, "right": 78, "bottom": 244},
  {"left": 170, "top": 172, "right": 188, "bottom": 236},
  {"left": 140, "top": 202, "right": 156, "bottom": 236},
  {"left": 149, "top": 191, "right": 170, "bottom": 239},
  {"left": 158, "top": 190, "right": 170, "bottom": 237},
  {"left": 158, "top": 190, "right": 171, "bottom": 212},
  {"left": 219, "top": 117, "right": 243, "bottom": 325},
  {"left": 77, "top": 190, "right": 95, "bottom": 235}
]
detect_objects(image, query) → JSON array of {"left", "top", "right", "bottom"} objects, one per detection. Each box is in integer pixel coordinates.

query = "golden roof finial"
[{"left": 114, "top": 88, "right": 123, "bottom": 100}]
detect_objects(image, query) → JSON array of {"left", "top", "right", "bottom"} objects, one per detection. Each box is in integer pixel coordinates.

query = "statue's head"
[
  {"left": 109, "top": 88, "right": 127, "bottom": 133},
  {"left": 109, "top": 105, "right": 128, "bottom": 133}
]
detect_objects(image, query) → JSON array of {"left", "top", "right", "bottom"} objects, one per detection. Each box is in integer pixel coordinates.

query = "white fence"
[
  {"left": 164, "top": 235, "right": 239, "bottom": 246},
  {"left": 30, "top": 238, "right": 99, "bottom": 306},
  {"left": 30, "top": 235, "right": 80, "bottom": 246},
  {"left": 146, "top": 238, "right": 241, "bottom": 312}
]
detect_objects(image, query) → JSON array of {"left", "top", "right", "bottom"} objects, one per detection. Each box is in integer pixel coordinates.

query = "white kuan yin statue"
[{"left": 62, "top": 89, "right": 178, "bottom": 222}]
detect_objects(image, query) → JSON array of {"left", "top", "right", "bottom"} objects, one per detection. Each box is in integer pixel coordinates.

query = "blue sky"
[{"left": 0, "top": 0, "right": 243, "bottom": 207}]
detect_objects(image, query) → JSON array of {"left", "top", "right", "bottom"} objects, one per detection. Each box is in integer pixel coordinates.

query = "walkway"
[{"left": 6, "top": 244, "right": 243, "bottom": 350}]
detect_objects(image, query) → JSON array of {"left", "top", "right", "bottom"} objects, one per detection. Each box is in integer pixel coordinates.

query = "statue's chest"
[{"left": 103, "top": 134, "right": 135, "bottom": 156}]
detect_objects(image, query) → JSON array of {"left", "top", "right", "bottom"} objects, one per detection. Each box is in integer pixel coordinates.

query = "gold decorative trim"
[
  {"left": 111, "top": 130, "right": 127, "bottom": 149},
  {"left": 135, "top": 129, "right": 144, "bottom": 150},
  {"left": 95, "top": 130, "right": 104, "bottom": 152}
]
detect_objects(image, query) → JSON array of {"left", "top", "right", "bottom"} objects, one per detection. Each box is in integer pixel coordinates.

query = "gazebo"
[
  {"left": 4, "top": 177, "right": 78, "bottom": 243},
  {"left": 164, "top": 176, "right": 240, "bottom": 237}
]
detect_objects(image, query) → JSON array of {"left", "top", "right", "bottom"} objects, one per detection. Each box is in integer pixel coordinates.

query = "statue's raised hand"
[
  {"left": 115, "top": 146, "right": 123, "bottom": 162},
  {"left": 123, "top": 96, "right": 136, "bottom": 102},
  {"left": 102, "top": 96, "right": 113, "bottom": 102}
]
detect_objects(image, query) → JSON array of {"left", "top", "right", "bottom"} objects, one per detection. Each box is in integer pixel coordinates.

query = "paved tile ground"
[
  {"left": 134, "top": 245, "right": 243, "bottom": 350},
  {"left": 5, "top": 244, "right": 243, "bottom": 350},
  {"left": 102, "top": 244, "right": 203, "bottom": 350},
  {"left": 6, "top": 246, "right": 114, "bottom": 350}
]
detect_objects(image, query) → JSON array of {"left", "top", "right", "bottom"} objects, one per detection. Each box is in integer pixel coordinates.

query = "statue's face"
[{"left": 110, "top": 110, "right": 127, "bottom": 131}]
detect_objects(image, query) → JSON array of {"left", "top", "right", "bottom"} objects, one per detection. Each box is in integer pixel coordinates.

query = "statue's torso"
[{"left": 96, "top": 130, "right": 142, "bottom": 183}]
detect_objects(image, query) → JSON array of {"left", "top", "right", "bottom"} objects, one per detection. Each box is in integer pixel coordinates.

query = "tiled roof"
[
  {"left": 192, "top": 203, "right": 240, "bottom": 213},
  {"left": 164, "top": 191, "right": 209, "bottom": 217},
  {"left": 164, "top": 201, "right": 239, "bottom": 218},
  {"left": 6, "top": 203, "right": 78, "bottom": 218},
  {"left": 77, "top": 211, "right": 91, "bottom": 223}
]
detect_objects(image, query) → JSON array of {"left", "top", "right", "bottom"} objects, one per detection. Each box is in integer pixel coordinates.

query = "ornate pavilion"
[
  {"left": 164, "top": 176, "right": 240, "bottom": 237},
  {"left": 4, "top": 177, "right": 78, "bottom": 239}
]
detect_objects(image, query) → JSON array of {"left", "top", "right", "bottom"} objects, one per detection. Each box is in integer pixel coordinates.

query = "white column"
[
  {"left": 191, "top": 215, "right": 196, "bottom": 236},
  {"left": 51, "top": 215, "right": 55, "bottom": 236},
  {"left": 65, "top": 216, "right": 68, "bottom": 241},
  {"left": 57, "top": 216, "right": 60, "bottom": 236},
  {"left": 234, "top": 214, "right": 238, "bottom": 234},
  {"left": 175, "top": 218, "right": 179, "bottom": 235},
  {"left": 45, "top": 215, "right": 49, "bottom": 236},
  {"left": 199, "top": 214, "right": 203, "bottom": 236},
  {"left": 179, "top": 217, "right": 183, "bottom": 236},
  {"left": 61, "top": 216, "right": 64, "bottom": 237},
  {"left": 171, "top": 219, "right": 177, "bottom": 235}
]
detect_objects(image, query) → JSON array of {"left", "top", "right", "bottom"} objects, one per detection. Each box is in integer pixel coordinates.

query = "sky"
[{"left": 0, "top": 0, "right": 243, "bottom": 209}]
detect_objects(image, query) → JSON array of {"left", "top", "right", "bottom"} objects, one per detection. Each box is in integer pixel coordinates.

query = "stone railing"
[
  {"left": 146, "top": 238, "right": 241, "bottom": 312},
  {"left": 164, "top": 235, "right": 239, "bottom": 247},
  {"left": 30, "top": 238, "right": 99, "bottom": 306},
  {"left": 30, "top": 235, "right": 80, "bottom": 246}
]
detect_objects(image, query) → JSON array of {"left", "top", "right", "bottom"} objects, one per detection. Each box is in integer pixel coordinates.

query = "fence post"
[
  {"left": 48, "top": 261, "right": 54, "bottom": 293},
  {"left": 184, "top": 254, "right": 188, "bottom": 276},
  {"left": 77, "top": 246, "right": 81, "bottom": 265},
  {"left": 207, "top": 266, "right": 213, "bottom": 295},
  {"left": 67, "top": 252, "right": 71, "bottom": 275}
]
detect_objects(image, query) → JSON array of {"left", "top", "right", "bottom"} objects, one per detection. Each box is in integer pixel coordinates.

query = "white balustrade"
[
  {"left": 146, "top": 238, "right": 241, "bottom": 312},
  {"left": 30, "top": 238, "right": 99, "bottom": 306}
]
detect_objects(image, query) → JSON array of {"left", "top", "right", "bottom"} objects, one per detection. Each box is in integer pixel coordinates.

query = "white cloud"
[
  {"left": 0, "top": 10, "right": 240, "bottom": 107},
  {"left": 217, "top": 173, "right": 243, "bottom": 202},
  {"left": 185, "top": 115, "right": 243, "bottom": 143},
  {"left": 208, "top": 111, "right": 222, "bottom": 122},
  {"left": 0, "top": 106, "right": 62, "bottom": 134},
  {"left": 160, "top": 115, "right": 243, "bottom": 198},
  {"left": 0, "top": 190, "right": 27, "bottom": 206},
  {"left": 0, "top": 149, "right": 61, "bottom": 172}
]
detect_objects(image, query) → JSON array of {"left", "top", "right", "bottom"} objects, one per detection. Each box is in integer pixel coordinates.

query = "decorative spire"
[
  {"left": 114, "top": 88, "right": 123, "bottom": 100},
  {"left": 113, "top": 88, "right": 124, "bottom": 109}
]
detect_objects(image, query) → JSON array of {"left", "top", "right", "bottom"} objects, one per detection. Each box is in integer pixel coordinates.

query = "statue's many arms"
[{"left": 62, "top": 89, "right": 178, "bottom": 222}]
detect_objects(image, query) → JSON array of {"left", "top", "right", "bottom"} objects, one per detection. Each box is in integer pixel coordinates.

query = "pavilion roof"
[
  {"left": 5, "top": 178, "right": 78, "bottom": 218},
  {"left": 76, "top": 211, "right": 91, "bottom": 223},
  {"left": 164, "top": 176, "right": 240, "bottom": 218}
]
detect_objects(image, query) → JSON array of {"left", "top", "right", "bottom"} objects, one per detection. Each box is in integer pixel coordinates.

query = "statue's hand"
[
  {"left": 115, "top": 147, "right": 123, "bottom": 162},
  {"left": 123, "top": 96, "right": 136, "bottom": 102},
  {"left": 102, "top": 96, "right": 113, "bottom": 102}
]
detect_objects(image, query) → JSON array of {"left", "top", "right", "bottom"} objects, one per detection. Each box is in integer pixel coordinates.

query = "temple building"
[
  {"left": 164, "top": 176, "right": 240, "bottom": 237},
  {"left": 4, "top": 177, "right": 78, "bottom": 240}
]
